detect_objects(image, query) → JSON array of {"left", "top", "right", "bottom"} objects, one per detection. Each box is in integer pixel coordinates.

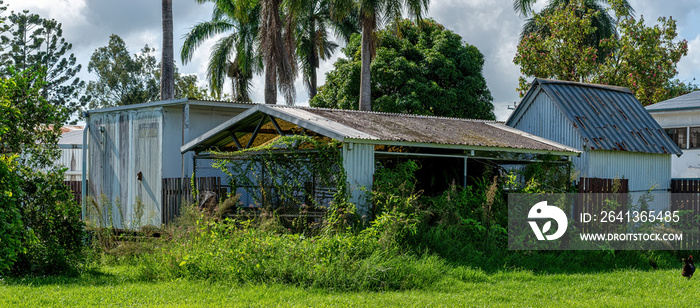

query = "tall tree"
[
  {"left": 514, "top": 0, "right": 633, "bottom": 62},
  {"left": 294, "top": 0, "right": 358, "bottom": 99},
  {"left": 86, "top": 35, "right": 159, "bottom": 108},
  {"left": 332, "top": 0, "right": 429, "bottom": 111},
  {"left": 0, "top": 11, "right": 86, "bottom": 123},
  {"left": 261, "top": 0, "right": 297, "bottom": 105},
  {"left": 312, "top": 19, "right": 494, "bottom": 120},
  {"left": 161, "top": 0, "right": 175, "bottom": 100},
  {"left": 181, "top": 0, "right": 262, "bottom": 102},
  {"left": 513, "top": 0, "right": 689, "bottom": 105}
]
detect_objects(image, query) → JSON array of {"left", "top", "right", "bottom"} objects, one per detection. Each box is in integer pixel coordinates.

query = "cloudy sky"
[{"left": 6, "top": 0, "right": 700, "bottom": 120}]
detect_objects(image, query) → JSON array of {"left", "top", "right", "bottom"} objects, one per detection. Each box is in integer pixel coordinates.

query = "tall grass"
[{"left": 92, "top": 160, "right": 693, "bottom": 292}]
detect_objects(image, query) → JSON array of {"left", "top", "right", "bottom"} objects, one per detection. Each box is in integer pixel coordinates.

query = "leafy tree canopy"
[
  {"left": 0, "top": 67, "right": 84, "bottom": 275},
  {"left": 513, "top": 0, "right": 691, "bottom": 106},
  {"left": 88, "top": 34, "right": 220, "bottom": 109},
  {"left": 0, "top": 9, "right": 86, "bottom": 123},
  {"left": 312, "top": 19, "right": 495, "bottom": 120}
]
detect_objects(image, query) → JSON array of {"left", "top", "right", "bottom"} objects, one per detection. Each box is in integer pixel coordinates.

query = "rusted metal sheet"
[
  {"left": 182, "top": 104, "right": 581, "bottom": 155},
  {"left": 515, "top": 78, "right": 682, "bottom": 155}
]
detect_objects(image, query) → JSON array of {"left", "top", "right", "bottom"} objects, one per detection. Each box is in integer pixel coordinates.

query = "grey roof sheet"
[
  {"left": 182, "top": 104, "right": 580, "bottom": 155},
  {"left": 512, "top": 78, "right": 681, "bottom": 155},
  {"left": 59, "top": 129, "right": 84, "bottom": 145},
  {"left": 646, "top": 91, "right": 700, "bottom": 112}
]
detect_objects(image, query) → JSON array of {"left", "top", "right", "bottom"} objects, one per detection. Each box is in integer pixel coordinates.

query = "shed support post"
[
  {"left": 181, "top": 103, "right": 190, "bottom": 181},
  {"left": 463, "top": 157, "right": 468, "bottom": 188}
]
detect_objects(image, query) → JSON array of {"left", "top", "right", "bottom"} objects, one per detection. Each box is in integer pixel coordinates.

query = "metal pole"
[{"left": 81, "top": 112, "right": 89, "bottom": 220}]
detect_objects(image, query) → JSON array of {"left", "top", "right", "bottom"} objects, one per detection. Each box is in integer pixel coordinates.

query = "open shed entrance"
[{"left": 178, "top": 105, "right": 580, "bottom": 222}]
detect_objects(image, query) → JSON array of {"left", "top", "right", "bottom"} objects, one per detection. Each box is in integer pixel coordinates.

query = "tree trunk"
[
  {"left": 358, "top": 23, "right": 372, "bottom": 111},
  {"left": 264, "top": 64, "right": 277, "bottom": 104},
  {"left": 160, "top": 0, "right": 175, "bottom": 100}
]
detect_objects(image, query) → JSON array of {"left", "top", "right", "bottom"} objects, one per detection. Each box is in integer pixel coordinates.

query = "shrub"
[{"left": 0, "top": 155, "right": 24, "bottom": 274}]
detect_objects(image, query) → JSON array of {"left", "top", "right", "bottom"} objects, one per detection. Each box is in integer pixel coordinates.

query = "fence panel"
[{"left": 63, "top": 180, "right": 82, "bottom": 204}]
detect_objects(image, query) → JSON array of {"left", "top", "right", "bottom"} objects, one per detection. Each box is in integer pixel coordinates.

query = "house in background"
[
  {"left": 84, "top": 98, "right": 253, "bottom": 228},
  {"left": 646, "top": 91, "right": 700, "bottom": 179},
  {"left": 506, "top": 78, "right": 682, "bottom": 192},
  {"left": 58, "top": 126, "right": 84, "bottom": 182}
]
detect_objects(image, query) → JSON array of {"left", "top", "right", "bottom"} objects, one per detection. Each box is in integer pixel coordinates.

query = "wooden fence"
[
  {"left": 577, "top": 177, "right": 629, "bottom": 193},
  {"left": 63, "top": 181, "right": 82, "bottom": 204},
  {"left": 161, "top": 177, "right": 222, "bottom": 224}
]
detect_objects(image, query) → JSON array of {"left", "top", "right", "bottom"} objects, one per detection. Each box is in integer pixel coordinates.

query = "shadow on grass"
[{"left": 1, "top": 266, "right": 148, "bottom": 287}]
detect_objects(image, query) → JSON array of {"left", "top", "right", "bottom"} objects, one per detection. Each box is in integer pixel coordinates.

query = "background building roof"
[{"left": 646, "top": 91, "right": 700, "bottom": 112}]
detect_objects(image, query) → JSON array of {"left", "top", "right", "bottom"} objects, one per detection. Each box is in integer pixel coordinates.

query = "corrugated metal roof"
[
  {"left": 181, "top": 104, "right": 580, "bottom": 155},
  {"left": 508, "top": 78, "right": 682, "bottom": 155},
  {"left": 59, "top": 129, "right": 83, "bottom": 145},
  {"left": 646, "top": 91, "right": 700, "bottom": 112},
  {"left": 87, "top": 98, "right": 256, "bottom": 114}
]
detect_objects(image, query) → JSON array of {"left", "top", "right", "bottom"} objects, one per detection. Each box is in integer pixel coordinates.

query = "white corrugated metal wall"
[
  {"left": 342, "top": 142, "right": 374, "bottom": 218},
  {"left": 58, "top": 148, "right": 82, "bottom": 181},
  {"left": 588, "top": 150, "right": 671, "bottom": 191},
  {"left": 88, "top": 108, "right": 163, "bottom": 228},
  {"left": 510, "top": 91, "right": 589, "bottom": 176}
]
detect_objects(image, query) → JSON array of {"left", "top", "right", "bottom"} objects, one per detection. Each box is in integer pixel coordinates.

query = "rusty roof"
[
  {"left": 181, "top": 104, "right": 580, "bottom": 155},
  {"left": 507, "top": 78, "right": 682, "bottom": 155}
]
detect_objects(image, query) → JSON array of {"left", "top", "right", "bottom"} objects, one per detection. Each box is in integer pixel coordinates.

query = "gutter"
[{"left": 81, "top": 111, "right": 89, "bottom": 220}]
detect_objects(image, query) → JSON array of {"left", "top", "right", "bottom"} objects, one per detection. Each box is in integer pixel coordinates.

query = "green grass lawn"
[{"left": 1, "top": 266, "right": 697, "bottom": 307}]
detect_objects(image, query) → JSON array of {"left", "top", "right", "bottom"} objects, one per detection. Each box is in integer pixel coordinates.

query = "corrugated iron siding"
[
  {"left": 588, "top": 150, "right": 671, "bottom": 191},
  {"left": 540, "top": 82, "right": 680, "bottom": 155},
  {"left": 88, "top": 109, "right": 162, "bottom": 228},
  {"left": 509, "top": 91, "right": 590, "bottom": 174},
  {"left": 58, "top": 148, "right": 82, "bottom": 181},
  {"left": 342, "top": 142, "right": 374, "bottom": 217}
]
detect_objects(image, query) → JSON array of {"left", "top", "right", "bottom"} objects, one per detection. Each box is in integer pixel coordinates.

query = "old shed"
[
  {"left": 84, "top": 99, "right": 252, "bottom": 228},
  {"left": 506, "top": 78, "right": 682, "bottom": 192},
  {"left": 181, "top": 104, "right": 580, "bottom": 217}
]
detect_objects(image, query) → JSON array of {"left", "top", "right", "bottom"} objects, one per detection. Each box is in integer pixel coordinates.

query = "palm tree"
[
  {"left": 161, "top": 0, "right": 175, "bottom": 100},
  {"left": 514, "top": 0, "right": 634, "bottom": 61},
  {"left": 333, "top": 0, "right": 429, "bottom": 111},
  {"left": 260, "top": 0, "right": 298, "bottom": 105},
  {"left": 181, "top": 1, "right": 262, "bottom": 102},
  {"left": 295, "top": 0, "right": 358, "bottom": 99}
]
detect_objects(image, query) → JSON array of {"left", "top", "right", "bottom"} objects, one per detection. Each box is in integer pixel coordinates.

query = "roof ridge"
[
  {"left": 535, "top": 78, "right": 632, "bottom": 94},
  {"left": 266, "top": 104, "right": 501, "bottom": 123}
]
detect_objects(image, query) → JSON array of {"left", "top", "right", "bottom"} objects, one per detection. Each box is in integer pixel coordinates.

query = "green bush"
[{"left": 0, "top": 155, "right": 24, "bottom": 274}]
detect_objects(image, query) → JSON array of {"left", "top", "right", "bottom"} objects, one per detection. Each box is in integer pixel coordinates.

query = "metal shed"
[
  {"left": 506, "top": 78, "right": 682, "bottom": 192},
  {"left": 84, "top": 99, "right": 253, "bottom": 228},
  {"left": 182, "top": 104, "right": 580, "bottom": 216}
]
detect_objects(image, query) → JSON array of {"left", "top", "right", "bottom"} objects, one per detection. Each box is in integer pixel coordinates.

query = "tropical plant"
[
  {"left": 513, "top": 0, "right": 690, "bottom": 105},
  {"left": 514, "top": 0, "right": 634, "bottom": 65},
  {"left": 161, "top": 0, "right": 175, "bottom": 100},
  {"left": 261, "top": 0, "right": 297, "bottom": 105},
  {"left": 312, "top": 19, "right": 495, "bottom": 120},
  {"left": 331, "top": 0, "right": 430, "bottom": 111},
  {"left": 291, "top": 0, "right": 359, "bottom": 99},
  {"left": 181, "top": 0, "right": 262, "bottom": 102}
]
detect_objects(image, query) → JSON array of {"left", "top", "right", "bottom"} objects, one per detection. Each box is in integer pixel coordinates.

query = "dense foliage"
[
  {"left": 312, "top": 19, "right": 495, "bottom": 120},
  {"left": 0, "top": 68, "right": 84, "bottom": 275},
  {"left": 0, "top": 10, "right": 87, "bottom": 123},
  {"left": 87, "top": 34, "right": 221, "bottom": 108},
  {"left": 513, "top": 0, "right": 690, "bottom": 105}
]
